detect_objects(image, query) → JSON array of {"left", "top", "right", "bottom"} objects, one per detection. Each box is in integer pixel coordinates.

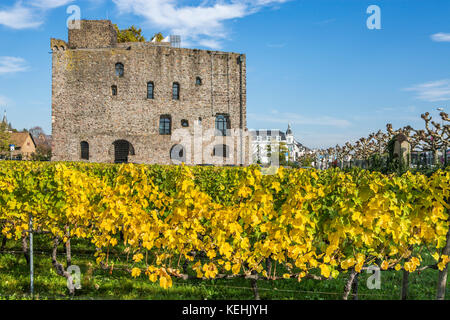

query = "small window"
[
  {"left": 159, "top": 115, "right": 171, "bottom": 135},
  {"left": 172, "top": 82, "right": 180, "bottom": 100},
  {"left": 147, "top": 82, "right": 154, "bottom": 99},
  {"left": 111, "top": 85, "right": 117, "bottom": 96},
  {"left": 256, "top": 136, "right": 262, "bottom": 141},
  {"left": 115, "top": 63, "right": 124, "bottom": 77},
  {"left": 213, "top": 144, "right": 229, "bottom": 158},
  {"left": 80, "top": 141, "right": 89, "bottom": 160},
  {"left": 181, "top": 119, "right": 189, "bottom": 127},
  {"left": 196, "top": 77, "right": 202, "bottom": 85},
  {"left": 198, "top": 117, "right": 202, "bottom": 125},
  {"left": 215, "top": 114, "right": 230, "bottom": 136}
]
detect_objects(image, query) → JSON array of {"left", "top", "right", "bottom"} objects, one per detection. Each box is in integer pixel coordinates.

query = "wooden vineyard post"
[{"left": 436, "top": 215, "right": 450, "bottom": 300}]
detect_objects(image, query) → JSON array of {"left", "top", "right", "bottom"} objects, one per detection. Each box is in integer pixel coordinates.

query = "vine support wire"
[{"left": 29, "top": 214, "right": 34, "bottom": 297}]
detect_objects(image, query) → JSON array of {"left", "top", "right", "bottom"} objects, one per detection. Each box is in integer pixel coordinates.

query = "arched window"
[
  {"left": 115, "top": 63, "right": 124, "bottom": 77},
  {"left": 170, "top": 144, "right": 186, "bottom": 163},
  {"left": 147, "top": 82, "right": 154, "bottom": 99},
  {"left": 181, "top": 119, "right": 189, "bottom": 127},
  {"left": 113, "top": 140, "right": 134, "bottom": 164},
  {"left": 159, "top": 115, "right": 171, "bottom": 135},
  {"left": 215, "top": 114, "right": 230, "bottom": 136},
  {"left": 111, "top": 85, "right": 117, "bottom": 96},
  {"left": 213, "top": 144, "right": 229, "bottom": 158},
  {"left": 172, "top": 82, "right": 180, "bottom": 100},
  {"left": 80, "top": 141, "right": 89, "bottom": 160},
  {"left": 196, "top": 77, "right": 202, "bottom": 85}
]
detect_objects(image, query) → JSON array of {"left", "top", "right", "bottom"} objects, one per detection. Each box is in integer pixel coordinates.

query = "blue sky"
[{"left": 0, "top": 0, "right": 449, "bottom": 148}]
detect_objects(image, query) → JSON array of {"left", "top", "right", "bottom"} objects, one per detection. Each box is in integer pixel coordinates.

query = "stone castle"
[{"left": 51, "top": 20, "right": 249, "bottom": 165}]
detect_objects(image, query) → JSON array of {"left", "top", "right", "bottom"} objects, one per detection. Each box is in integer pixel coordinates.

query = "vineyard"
[{"left": 0, "top": 161, "right": 449, "bottom": 300}]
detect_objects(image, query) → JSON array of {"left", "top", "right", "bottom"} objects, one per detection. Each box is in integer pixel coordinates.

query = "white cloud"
[
  {"left": 0, "top": 0, "right": 72, "bottom": 30},
  {"left": 30, "top": 0, "right": 74, "bottom": 9},
  {"left": 0, "top": 2, "right": 42, "bottom": 29},
  {"left": 112, "top": 0, "right": 290, "bottom": 48},
  {"left": 0, "top": 57, "right": 28, "bottom": 75},
  {"left": 431, "top": 32, "right": 450, "bottom": 42},
  {"left": 405, "top": 79, "right": 450, "bottom": 102}
]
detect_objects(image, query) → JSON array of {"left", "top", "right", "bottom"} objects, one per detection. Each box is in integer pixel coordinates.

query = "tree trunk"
[
  {"left": 437, "top": 218, "right": 450, "bottom": 300},
  {"left": 1, "top": 236, "right": 6, "bottom": 251},
  {"left": 266, "top": 258, "right": 272, "bottom": 278},
  {"left": 401, "top": 270, "right": 409, "bottom": 300},
  {"left": 352, "top": 273, "right": 359, "bottom": 300},
  {"left": 442, "top": 144, "right": 448, "bottom": 167},
  {"left": 432, "top": 149, "right": 439, "bottom": 166},
  {"left": 251, "top": 279, "right": 260, "bottom": 300},
  {"left": 343, "top": 269, "right": 357, "bottom": 300},
  {"left": 51, "top": 237, "right": 75, "bottom": 295},
  {"left": 65, "top": 238, "right": 72, "bottom": 267},
  {"left": 22, "top": 233, "right": 29, "bottom": 265}
]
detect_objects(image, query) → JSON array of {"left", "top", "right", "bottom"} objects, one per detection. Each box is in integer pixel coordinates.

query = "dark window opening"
[
  {"left": 172, "top": 82, "right": 180, "bottom": 100},
  {"left": 113, "top": 140, "right": 134, "bottom": 164},
  {"left": 181, "top": 119, "right": 189, "bottom": 127},
  {"left": 115, "top": 63, "right": 124, "bottom": 77},
  {"left": 147, "top": 82, "right": 154, "bottom": 99},
  {"left": 213, "top": 144, "right": 229, "bottom": 158},
  {"left": 111, "top": 85, "right": 117, "bottom": 96},
  {"left": 159, "top": 115, "right": 171, "bottom": 135},
  {"left": 80, "top": 141, "right": 89, "bottom": 160},
  {"left": 215, "top": 114, "right": 230, "bottom": 136},
  {"left": 196, "top": 77, "right": 202, "bottom": 85}
]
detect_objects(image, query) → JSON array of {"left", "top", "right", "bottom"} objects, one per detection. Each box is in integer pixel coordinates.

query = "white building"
[{"left": 250, "top": 124, "right": 309, "bottom": 164}]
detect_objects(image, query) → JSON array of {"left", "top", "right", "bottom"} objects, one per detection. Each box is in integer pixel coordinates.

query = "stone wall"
[
  {"left": 51, "top": 20, "right": 249, "bottom": 165},
  {"left": 68, "top": 20, "right": 117, "bottom": 49}
]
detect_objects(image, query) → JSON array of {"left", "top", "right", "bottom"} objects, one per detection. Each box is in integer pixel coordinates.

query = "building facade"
[
  {"left": 51, "top": 20, "right": 249, "bottom": 165},
  {"left": 250, "top": 124, "right": 309, "bottom": 164},
  {"left": 9, "top": 132, "right": 36, "bottom": 160}
]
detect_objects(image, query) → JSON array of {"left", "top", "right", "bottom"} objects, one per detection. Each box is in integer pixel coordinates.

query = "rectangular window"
[
  {"left": 159, "top": 116, "right": 171, "bottom": 135},
  {"left": 172, "top": 83, "right": 180, "bottom": 100},
  {"left": 147, "top": 82, "right": 154, "bottom": 99}
]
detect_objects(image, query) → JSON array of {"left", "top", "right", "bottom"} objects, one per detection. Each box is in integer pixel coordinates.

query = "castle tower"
[{"left": 51, "top": 20, "right": 249, "bottom": 165}]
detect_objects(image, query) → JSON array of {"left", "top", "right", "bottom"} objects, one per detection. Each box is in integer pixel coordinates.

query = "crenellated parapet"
[{"left": 51, "top": 38, "right": 68, "bottom": 51}]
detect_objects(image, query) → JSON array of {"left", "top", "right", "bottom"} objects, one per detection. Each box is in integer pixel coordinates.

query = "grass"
[{"left": 0, "top": 237, "right": 448, "bottom": 300}]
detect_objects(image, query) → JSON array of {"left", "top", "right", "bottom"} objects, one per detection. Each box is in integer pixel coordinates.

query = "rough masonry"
[{"left": 51, "top": 20, "right": 249, "bottom": 165}]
